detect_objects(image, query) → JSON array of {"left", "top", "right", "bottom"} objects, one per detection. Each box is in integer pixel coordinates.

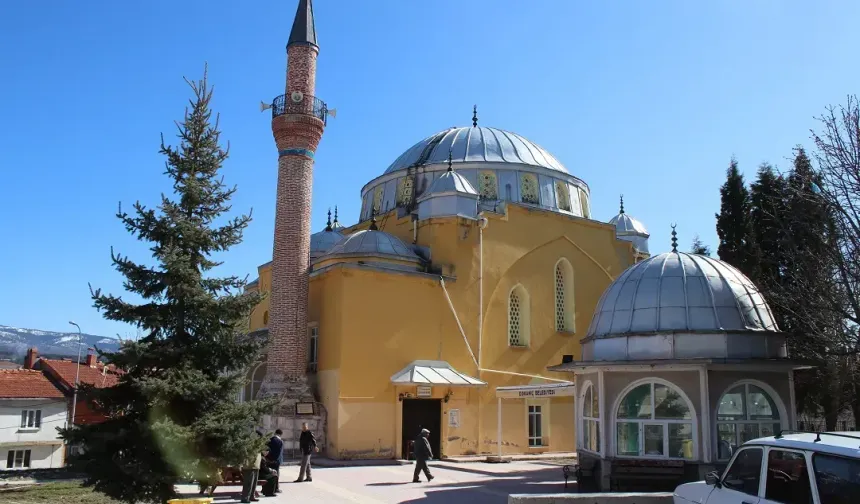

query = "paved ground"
[{"left": 176, "top": 460, "right": 572, "bottom": 504}]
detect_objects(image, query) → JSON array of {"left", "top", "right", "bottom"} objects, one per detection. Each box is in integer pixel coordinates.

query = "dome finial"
[
  {"left": 447, "top": 148, "right": 453, "bottom": 172},
  {"left": 333, "top": 206, "right": 339, "bottom": 225},
  {"left": 472, "top": 105, "right": 478, "bottom": 128},
  {"left": 325, "top": 208, "right": 332, "bottom": 231},
  {"left": 620, "top": 194, "right": 625, "bottom": 214},
  {"left": 369, "top": 210, "right": 378, "bottom": 231},
  {"left": 671, "top": 223, "right": 678, "bottom": 252}
]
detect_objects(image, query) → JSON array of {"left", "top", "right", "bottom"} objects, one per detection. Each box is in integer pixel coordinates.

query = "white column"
[
  {"left": 497, "top": 397, "right": 502, "bottom": 457},
  {"left": 699, "top": 366, "right": 711, "bottom": 463},
  {"left": 597, "top": 370, "right": 606, "bottom": 457},
  {"left": 788, "top": 371, "right": 797, "bottom": 430}
]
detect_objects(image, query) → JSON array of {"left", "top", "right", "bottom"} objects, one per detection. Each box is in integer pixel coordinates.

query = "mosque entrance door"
[{"left": 401, "top": 398, "right": 441, "bottom": 460}]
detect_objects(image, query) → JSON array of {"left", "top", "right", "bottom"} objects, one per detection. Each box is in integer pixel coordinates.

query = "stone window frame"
[
  {"left": 715, "top": 380, "right": 787, "bottom": 461},
  {"left": 611, "top": 377, "right": 699, "bottom": 461},
  {"left": 555, "top": 180, "right": 571, "bottom": 211},
  {"left": 579, "top": 381, "right": 600, "bottom": 454},
  {"left": 478, "top": 170, "right": 498, "bottom": 200},
  {"left": 507, "top": 284, "right": 531, "bottom": 348},
  {"left": 520, "top": 173, "right": 540, "bottom": 205},
  {"left": 553, "top": 258, "right": 575, "bottom": 333}
]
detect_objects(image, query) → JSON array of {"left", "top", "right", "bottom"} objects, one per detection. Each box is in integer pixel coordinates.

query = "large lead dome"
[{"left": 359, "top": 124, "right": 592, "bottom": 222}]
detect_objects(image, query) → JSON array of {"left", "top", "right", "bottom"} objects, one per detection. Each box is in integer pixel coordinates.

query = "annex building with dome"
[{"left": 240, "top": 0, "right": 803, "bottom": 472}]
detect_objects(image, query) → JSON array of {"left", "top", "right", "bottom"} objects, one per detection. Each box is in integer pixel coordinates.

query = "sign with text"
[
  {"left": 295, "top": 402, "right": 315, "bottom": 415},
  {"left": 448, "top": 409, "right": 461, "bottom": 428},
  {"left": 416, "top": 385, "right": 432, "bottom": 398},
  {"left": 495, "top": 385, "right": 575, "bottom": 400}
]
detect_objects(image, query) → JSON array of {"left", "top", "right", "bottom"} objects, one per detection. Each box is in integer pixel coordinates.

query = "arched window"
[
  {"left": 478, "top": 171, "right": 498, "bottom": 200},
  {"left": 396, "top": 176, "right": 414, "bottom": 206},
  {"left": 505, "top": 183, "right": 512, "bottom": 200},
  {"left": 520, "top": 174, "right": 539, "bottom": 205},
  {"left": 555, "top": 181, "right": 571, "bottom": 211},
  {"left": 581, "top": 382, "right": 600, "bottom": 452},
  {"left": 554, "top": 259, "right": 574, "bottom": 332},
  {"left": 579, "top": 188, "right": 590, "bottom": 218},
  {"left": 716, "top": 382, "right": 782, "bottom": 460},
  {"left": 263, "top": 311, "right": 269, "bottom": 326},
  {"left": 372, "top": 186, "right": 384, "bottom": 215},
  {"left": 615, "top": 380, "right": 694, "bottom": 459},
  {"left": 508, "top": 285, "right": 530, "bottom": 347},
  {"left": 247, "top": 362, "right": 267, "bottom": 402}
]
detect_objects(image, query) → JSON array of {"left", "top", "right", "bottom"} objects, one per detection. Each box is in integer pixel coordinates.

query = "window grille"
[
  {"left": 520, "top": 174, "right": 539, "bottom": 204},
  {"left": 509, "top": 290, "right": 523, "bottom": 346},
  {"left": 479, "top": 171, "right": 498, "bottom": 200},
  {"left": 555, "top": 181, "right": 571, "bottom": 211},
  {"left": 555, "top": 264, "right": 567, "bottom": 331}
]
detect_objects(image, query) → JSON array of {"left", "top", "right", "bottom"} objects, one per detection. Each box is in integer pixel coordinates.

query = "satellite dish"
[
  {"left": 291, "top": 91, "right": 304, "bottom": 103},
  {"left": 260, "top": 101, "right": 273, "bottom": 112}
]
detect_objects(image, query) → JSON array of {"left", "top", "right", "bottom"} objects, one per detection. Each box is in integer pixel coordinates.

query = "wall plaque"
[
  {"left": 448, "top": 409, "right": 461, "bottom": 428},
  {"left": 295, "top": 402, "right": 315, "bottom": 415},
  {"left": 416, "top": 385, "right": 432, "bottom": 398}
]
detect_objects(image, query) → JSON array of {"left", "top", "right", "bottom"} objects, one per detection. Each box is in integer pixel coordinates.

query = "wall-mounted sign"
[
  {"left": 448, "top": 409, "right": 461, "bottom": 428},
  {"left": 417, "top": 385, "right": 432, "bottom": 398},
  {"left": 296, "top": 402, "right": 315, "bottom": 415},
  {"left": 495, "top": 384, "right": 576, "bottom": 400}
]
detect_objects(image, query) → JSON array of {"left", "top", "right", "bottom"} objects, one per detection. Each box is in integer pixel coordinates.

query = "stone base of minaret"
[{"left": 258, "top": 373, "right": 327, "bottom": 457}]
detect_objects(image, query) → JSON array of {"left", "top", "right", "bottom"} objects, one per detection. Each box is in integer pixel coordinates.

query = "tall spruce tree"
[
  {"left": 60, "top": 70, "right": 272, "bottom": 503},
  {"left": 715, "top": 157, "right": 756, "bottom": 277},
  {"left": 749, "top": 163, "right": 787, "bottom": 295}
]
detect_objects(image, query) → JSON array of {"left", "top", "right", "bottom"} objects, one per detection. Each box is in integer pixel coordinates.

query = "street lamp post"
[{"left": 68, "top": 321, "right": 83, "bottom": 425}]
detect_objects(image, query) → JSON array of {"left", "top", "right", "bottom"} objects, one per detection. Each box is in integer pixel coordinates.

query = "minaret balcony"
[{"left": 271, "top": 94, "right": 328, "bottom": 125}]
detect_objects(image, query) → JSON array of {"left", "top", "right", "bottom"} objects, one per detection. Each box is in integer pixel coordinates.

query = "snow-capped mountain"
[{"left": 0, "top": 324, "right": 121, "bottom": 359}]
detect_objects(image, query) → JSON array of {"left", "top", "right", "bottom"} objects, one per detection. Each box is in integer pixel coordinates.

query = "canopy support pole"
[{"left": 497, "top": 397, "right": 502, "bottom": 457}]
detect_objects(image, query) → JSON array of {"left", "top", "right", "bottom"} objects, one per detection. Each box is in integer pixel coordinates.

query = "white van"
[{"left": 673, "top": 431, "right": 860, "bottom": 504}]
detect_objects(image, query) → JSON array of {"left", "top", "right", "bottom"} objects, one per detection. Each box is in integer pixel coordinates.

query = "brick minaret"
[{"left": 264, "top": 0, "right": 326, "bottom": 399}]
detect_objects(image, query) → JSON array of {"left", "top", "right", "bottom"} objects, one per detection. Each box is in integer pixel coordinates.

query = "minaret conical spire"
[{"left": 288, "top": 0, "right": 317, "bottom": 48}]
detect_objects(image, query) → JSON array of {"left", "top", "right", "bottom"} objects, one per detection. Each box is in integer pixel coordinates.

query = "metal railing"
[{"left": 272, "top": 93, "right": 328, "bottom": 124}]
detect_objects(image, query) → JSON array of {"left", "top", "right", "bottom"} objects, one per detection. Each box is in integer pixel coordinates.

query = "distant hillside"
[{"left": 0, "top": 324, "right": 121, "bottom": 361}]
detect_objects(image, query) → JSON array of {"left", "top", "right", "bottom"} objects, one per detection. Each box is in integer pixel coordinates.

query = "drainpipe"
[{"left": 478, "top": 214, "right": 488, "bottom": 371}]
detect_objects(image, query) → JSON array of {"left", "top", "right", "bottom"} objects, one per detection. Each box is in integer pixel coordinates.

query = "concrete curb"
[
  {"left": 508, "top": 493, "right": 673, "bottom": 504},
  {"left": 308, "top": 458, "right": 413, "bottom": 468}
]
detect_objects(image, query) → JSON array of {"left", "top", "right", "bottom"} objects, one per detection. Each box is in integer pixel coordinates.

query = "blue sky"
[{"left": 1, "top": 0, "right": 857, "bottom": 338}]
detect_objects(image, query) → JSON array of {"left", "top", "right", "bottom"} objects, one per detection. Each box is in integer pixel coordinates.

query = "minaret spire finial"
[
  {"left": 620, "top": 194, "right": 625, "bottom": 214},
  {"left": 447, "top": 149, "right": 453, "bottom": 172},
  {"left": 671, "top": 224, "right": 678, "bottom": 252},
  {"left": 333, "top": 206, "right": 339, "bottom": 225},
  {"left": 288, "top": 0, "right": 318, "bottom": 49},
  {"left": 472, "top": 105, "right": 478, "bottom": 128},
  {"left": 369, "top": 210, "right": 378, "bottom": 231},
  {"left": 325, "top": 208, "right": 332, "bottom": 231}
]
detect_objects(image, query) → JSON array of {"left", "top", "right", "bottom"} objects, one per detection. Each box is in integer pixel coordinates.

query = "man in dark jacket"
[
  {"left": 266, "top": 429, "right": 284, "bottom": 493},
  {"left": 412, "top": 428, "right": 434, "bottom": 483},
  {"left": 295, "top": 422, "right": 318, "bottom": 482}
]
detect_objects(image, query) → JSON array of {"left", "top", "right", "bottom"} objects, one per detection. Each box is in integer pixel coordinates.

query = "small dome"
[
  {"left": 587, "top": 251, "right": 778, "bottom": 338},
  {"left": 608, "top": 197, "right": 650, "bottom": 254},
  {"left": 323, "top": 229, "right": 421, "bottom": 262},
  {"left": 418, "top": 170, "right": 478, "bottom": 200},
  {"left": 384, "top": 126, "right": 568, "bottom": 175},
  {"left": 310, "top": 228, "right": 344, "bottom": 259}
]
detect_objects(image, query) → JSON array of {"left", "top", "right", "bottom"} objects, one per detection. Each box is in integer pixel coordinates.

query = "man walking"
[
  {"left": 240, "top": 430, "right": 264, "bottom": 503},
  {"left": 266, "top": 429, "right": 284, "bottom": 493},
  {"left": 412, "top": 428, "right": 434, "bottom": 483},
  {"left": 295, "top": 422, "right": 318, "bottom": 482}
]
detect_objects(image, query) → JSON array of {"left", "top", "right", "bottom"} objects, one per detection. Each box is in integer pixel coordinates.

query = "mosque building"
[{"left": 242, "top": 0, "right": 653, "bottom": 460}]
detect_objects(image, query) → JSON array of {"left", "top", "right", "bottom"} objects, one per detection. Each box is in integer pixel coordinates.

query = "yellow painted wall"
[{"left": 246, "top": 202, "right": 634, "bottom": 458}]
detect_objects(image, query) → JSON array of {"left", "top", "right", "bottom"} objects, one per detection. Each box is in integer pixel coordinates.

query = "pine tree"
[
  {"left": 749, "top": 163, "right": 787, "bottom": 294},
  {"left": 689, "top": 235, "right": 711, "bottom": 256},
  {"left": 715, "top": 157, "right": 756, "bottom": 276},
  {"left": 60, "top": 70, "right": 273, "bottom": 503}
]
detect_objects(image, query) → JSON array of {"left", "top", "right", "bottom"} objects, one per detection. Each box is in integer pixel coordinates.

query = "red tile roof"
[
  {"left": 0, "top": 369, "right": 65, "bottom": 399},
  {"left": 40, "top": 359, "right": 121, "bottom": 391}
]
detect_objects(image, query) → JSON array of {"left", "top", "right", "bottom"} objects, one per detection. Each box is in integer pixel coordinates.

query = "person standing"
[
  {"left": 240, "top": 433, "right": 263, "bottom": 503},
  {"left": 266, "top": 429, "right": 284, "bottom": 493},
  {"left": 295, "top": 422, "right": 318, "bottom": 482},
  {"left": 412, "top": 428, "right": 434, "bottom": 483}
]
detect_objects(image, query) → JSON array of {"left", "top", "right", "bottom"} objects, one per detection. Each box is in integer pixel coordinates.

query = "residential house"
[{"left": 0, "top": 369, "right": 68, "bottom": 470}]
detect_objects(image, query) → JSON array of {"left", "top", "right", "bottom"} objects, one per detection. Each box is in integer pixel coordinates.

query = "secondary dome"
[
  {"left": 310, "top": 228, "right": 344, "bottom": 260},
  {"left": 384, "top": 126, "right": 568, "bottom": 175},
  {"left": 587, "top": 251, "right": 778, "bottom": 338},
  {"left": 420, "top": 169, "right": 478, "bottom": 198},
  {"left": 323, "top": 229, "right": 420, "bottom": 262},
  {"left": 608, "top": 197, "right": 650, "bottom": 254}
]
